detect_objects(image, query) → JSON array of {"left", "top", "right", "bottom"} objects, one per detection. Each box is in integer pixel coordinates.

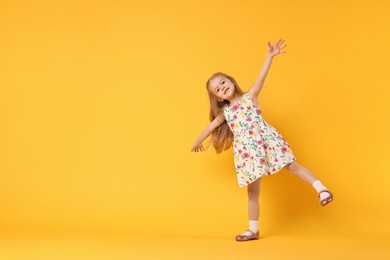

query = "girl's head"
[
  {"left": 206, "top": 72, "right": 244, "bottom": 112},
  {"left": 205, "top": 72, "right": 244, "bottom": 153}
]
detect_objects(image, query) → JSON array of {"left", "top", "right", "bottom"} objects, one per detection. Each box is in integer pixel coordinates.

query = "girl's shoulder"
[
  {"left": 244, "top": 92, "right": 260, "bottom": 107},
  {"left": 241, "top": 92, "right": 253, "bottom": 104},
  {"left": 222, "top": 104, "right": 229, "bottom": 112}
]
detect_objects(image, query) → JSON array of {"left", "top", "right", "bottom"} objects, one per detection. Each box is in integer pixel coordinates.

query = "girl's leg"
[
  {"left": 284, "top": 161, "right": 317, "bottom": 184},
  {"left": 284, "top": 161, "right": 333, "bottom": 204},
  {"left": 238, "top": 177, "right": 262, "bottom": 237},
  {"left": 248, "top": 177, "right": 262, "bottom": 220}
]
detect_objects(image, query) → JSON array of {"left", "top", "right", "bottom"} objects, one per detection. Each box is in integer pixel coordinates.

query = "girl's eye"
[
  {"left": 216, "top": 88, "right": 220, "bottom": 92},
  {"left": 222, "top": 81, "right": 225, "bottom": 84}
]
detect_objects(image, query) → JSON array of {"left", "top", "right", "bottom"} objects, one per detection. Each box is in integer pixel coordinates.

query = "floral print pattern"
[{"left": 224, "top": 93, "right": 296, "bottom": 188}]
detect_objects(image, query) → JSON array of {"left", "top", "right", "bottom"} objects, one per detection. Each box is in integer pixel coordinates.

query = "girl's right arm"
[{"left": 191, "top": 113, "right": 225, "bottom": 152}]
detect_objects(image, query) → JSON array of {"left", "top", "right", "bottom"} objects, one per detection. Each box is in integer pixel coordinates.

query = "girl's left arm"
[{"left": 248, "top": 39, "right": 287, "bottom": 99}]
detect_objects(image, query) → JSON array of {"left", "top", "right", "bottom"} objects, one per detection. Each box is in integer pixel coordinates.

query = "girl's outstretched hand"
[
  {"left": 268, "top": 39, "right": 287, "bottom": 57},
  {"left": 191, "top": 142, "right": 204, "bottom": 153}
]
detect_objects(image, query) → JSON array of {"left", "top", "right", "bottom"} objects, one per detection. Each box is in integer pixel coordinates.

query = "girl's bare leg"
[
  {"left": 248, "top": 177, "right": 262, "bottom": 220},
  {"left": 284, "top": 161, "right": 318, "bottom": 184},
  {"left": 284, "top": 161, "right": 333, "bottom": 204},
  {"left": 237, "top": 178, "right": 262, "bottom": 237}
]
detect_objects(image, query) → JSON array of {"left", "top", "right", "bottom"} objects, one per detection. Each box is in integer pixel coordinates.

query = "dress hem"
[{"left": 238, "top": 157, "right": 296, "bottom": 188}]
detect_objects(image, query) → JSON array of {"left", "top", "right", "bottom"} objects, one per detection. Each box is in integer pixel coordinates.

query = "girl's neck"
[{"left": 227, "top": 92, "right": 243, "bottom": 107}]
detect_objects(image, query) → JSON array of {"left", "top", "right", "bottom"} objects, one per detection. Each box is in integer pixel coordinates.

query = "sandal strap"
[
  {"left": 237, "top": 229, "right": 255, "bottom": 238},
  {"left": 246, "top": 229, "right": 255, "bottom": 235},
  {"left": 318, "top": 190, "right": 332, "bottom": 197}
]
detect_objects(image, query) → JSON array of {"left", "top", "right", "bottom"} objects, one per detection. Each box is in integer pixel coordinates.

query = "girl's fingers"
[
  {"left": 270, "top": 39, "right": 287, "bottom": 49},
  {"left": 280, "top": 44, "right": 287, "bottom": 49},
  {"left": 192, "top": 145, "right": 204, "bottom": 152}
]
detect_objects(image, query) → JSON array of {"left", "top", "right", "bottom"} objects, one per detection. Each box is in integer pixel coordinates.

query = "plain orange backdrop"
[{"left": 0, "top": 0, "right": 389, "bottom": 246}]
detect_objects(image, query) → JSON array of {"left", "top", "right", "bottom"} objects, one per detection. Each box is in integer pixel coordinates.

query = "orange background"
[{"left": 1, "top": 0, "right": 389, "bottom": 258}]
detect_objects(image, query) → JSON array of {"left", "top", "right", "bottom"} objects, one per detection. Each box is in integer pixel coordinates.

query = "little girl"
[{"left": 191, "top": 39, "right": 333, "bottom": 242}]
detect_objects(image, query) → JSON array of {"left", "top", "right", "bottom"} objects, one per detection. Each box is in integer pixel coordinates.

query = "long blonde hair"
[{"left": 206, "top": 72, "right": 244, "bottom": 154}]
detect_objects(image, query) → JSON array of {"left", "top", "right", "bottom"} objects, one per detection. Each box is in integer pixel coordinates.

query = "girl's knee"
[
  {"left": 247, "top": 178, "right": 261, "bottom": 198},
  {"left": 247, "top": 186, "right": 259, "bottom": 196},
  {"left": 285, "top": 161, "right": 299, "bottom": 174},
  {"left": 248, "top": 191, "right": 259, "bottom": 201}
]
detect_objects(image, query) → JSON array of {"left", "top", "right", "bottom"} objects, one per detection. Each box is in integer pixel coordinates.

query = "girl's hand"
[
  {"left": 191, "top": 142, "right": 205, "bottom": 153},
  {"left": 267, "top": 39, "right": 287, "bottom": 57}
]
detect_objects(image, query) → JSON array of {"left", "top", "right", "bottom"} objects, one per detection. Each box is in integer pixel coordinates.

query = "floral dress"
[{"left": 223, "top": 93, "right": 296, "bottom": 188}]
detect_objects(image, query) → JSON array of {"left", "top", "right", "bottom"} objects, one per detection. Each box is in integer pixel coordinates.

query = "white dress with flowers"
[{"left": 223, "top": 93, "right": 296, "bottom": 188}]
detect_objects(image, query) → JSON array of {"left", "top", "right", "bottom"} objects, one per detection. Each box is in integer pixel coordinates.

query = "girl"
[{"left": 191, "top": 39, "right": 333, "bottom": 242}]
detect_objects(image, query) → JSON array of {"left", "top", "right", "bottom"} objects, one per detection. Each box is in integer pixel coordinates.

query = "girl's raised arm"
[
  {"left": 191, "top": 113, "right": 225, "bottom": 152},
  {"left": 248, "top": 39, "right": 287, "bottom": 99}
]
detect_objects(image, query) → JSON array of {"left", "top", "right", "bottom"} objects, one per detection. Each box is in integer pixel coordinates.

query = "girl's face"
[{"left": 209, "top": 76, "right": 235, "bottom": 101}]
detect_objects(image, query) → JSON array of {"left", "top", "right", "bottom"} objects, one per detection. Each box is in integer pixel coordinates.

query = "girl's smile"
[{"left": 209, "top": 76, "right": 239, "bottom": 102}]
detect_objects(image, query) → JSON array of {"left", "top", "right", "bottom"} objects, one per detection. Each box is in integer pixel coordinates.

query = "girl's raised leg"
[
  {"left": 284, "top": 161, "right": 317, "bottom": 184},
  {"left": 284, "top": 161, "right": 333, "bottom": 206}
]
